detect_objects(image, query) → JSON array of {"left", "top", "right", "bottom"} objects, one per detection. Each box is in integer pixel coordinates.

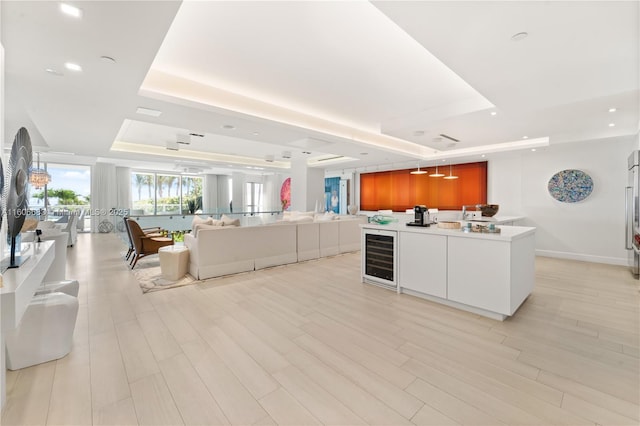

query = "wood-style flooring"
[{"left": 2, "top": 233, "right": 639, "bottom": 425}]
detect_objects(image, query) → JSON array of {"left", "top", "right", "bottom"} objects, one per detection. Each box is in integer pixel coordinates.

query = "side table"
[{"left": 158, "top": 245, "right": 190, "bottom": 282}]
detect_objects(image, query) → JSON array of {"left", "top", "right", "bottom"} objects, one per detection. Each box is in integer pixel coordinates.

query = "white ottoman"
[
  {"left": 158, "top": 246, "right": 190, "bottom": 281},
  {"left": 5, "top": 292, "right": 79, "bottom": 370}
]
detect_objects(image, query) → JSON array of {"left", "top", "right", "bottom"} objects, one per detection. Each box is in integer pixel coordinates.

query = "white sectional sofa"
[{"left": 184, "top": 215, "right": 367, "bottom": 280}]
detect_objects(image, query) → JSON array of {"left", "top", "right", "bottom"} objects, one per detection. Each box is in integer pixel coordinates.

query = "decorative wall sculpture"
[
  {"left": 280, "top": 177, "right": 291, "bottom": 210},
  {"left": 547, "top": 169, "right": 593, "bottom": 203},
  {"left": 4, "top": 127, "right": 33, "bottom": 268}
]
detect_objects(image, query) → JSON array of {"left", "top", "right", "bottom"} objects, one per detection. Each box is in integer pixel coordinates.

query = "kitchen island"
[{"left": 361, "top": 222, "right": 536, "bottom": 320}]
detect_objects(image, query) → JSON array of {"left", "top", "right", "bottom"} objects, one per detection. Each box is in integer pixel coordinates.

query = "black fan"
[{"left": 2, "top": 127, "right": 32, "bottom": 269}]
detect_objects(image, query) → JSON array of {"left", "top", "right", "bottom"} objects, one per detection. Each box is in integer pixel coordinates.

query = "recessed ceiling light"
[
  {"left": 136, "top": 107, "right": 162, "bottom": 117},
  {"left": 490, "top": 111, "right": 497, "bottom": 116},
  {"left": 522, "top": 136, "right": 528, "bottom": 139},
  {"left": 511, "top": 32, "right": 528, "bottom": 41},
  {"left": 60, "top": 3, "right": 82, "bottom": 18},
  {"left": 608, "top": 107, "right": 617, "bottom": 113},
  {"left": 252, "top": 132, "right": 259, "bottom": 136},
  {"left": 100, "top": 56, "right": 116, "bottom": 64},
  {"left": 45, "top": 68, "right": 63, "bottom": 76},
  {"left": 64, "top": 62, "right": 82, "bottom": 72},
  {"left": 609, "top": 123, "right": 616, "bottom": 127},
  {"left": 222, "top": 124, "right": 235, "bottom": 130},
  {"left": 531, "top": 148, "right": 537, "bottom": 152},
  {"left": 481, "top": 154, "right": 486, "bottom": 158}
]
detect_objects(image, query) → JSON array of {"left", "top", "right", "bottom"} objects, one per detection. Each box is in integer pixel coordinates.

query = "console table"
[{"left": 0, "top": 241, "right": 54, "bottom": 410}]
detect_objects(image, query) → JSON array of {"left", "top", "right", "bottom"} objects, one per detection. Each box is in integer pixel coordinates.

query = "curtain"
[
  {"left": 115, "top": 167, "right": 131, "bottom": 211},
  {"left": 90, "top": 163, "right": 116, "bottom": 233},
  {"left": 216, "top": 175, "right": 231, "bottom": 213},
  {"left": 202, "top": 174, "right": 218, "bottom": 213}
]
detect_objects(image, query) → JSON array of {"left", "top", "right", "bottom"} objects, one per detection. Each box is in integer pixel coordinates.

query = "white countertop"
[
  {"left": 361, "top": 221, "right": 535, "bottom": 242},
  {"left": 462, "top": 215, "right": 525, "bottom": 224}
]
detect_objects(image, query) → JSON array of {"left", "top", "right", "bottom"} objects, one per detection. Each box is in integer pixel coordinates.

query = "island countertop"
[
  {"left": 361, "top": 221, "right": 535, "bottom": 242},
  {"left": 361, "top": 221, "right": 536, "bottom": 320}
]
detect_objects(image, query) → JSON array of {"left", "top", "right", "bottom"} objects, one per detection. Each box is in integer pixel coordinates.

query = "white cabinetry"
[
  {"left": 399, "top": 232, "right": 447, "bottom": 298},
  {"left": 361, "top": 223, "right": 536, "bottom": 320},
  {"left": 448, "top": 235, "right": 535, "bottom": 316}
]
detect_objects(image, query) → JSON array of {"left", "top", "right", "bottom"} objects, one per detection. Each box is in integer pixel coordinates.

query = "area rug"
[{"left": 131, "top": 257, "right": 198, "bottom": 293}]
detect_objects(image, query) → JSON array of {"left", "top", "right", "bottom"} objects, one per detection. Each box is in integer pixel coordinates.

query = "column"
[{"left": 290, "top": 159, "right": 324, "bottom": 212}]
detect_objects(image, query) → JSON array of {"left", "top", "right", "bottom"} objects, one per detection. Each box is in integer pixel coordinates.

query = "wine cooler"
[{"left": 362, "top": 229, "right": 397, "bottom": 289}]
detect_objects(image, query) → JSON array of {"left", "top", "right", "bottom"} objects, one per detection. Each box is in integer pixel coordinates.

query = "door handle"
[{"left": 626, "top": 186, "right": 633, "bottom": 250}]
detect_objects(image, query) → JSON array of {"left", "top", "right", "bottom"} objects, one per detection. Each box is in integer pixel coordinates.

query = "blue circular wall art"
[{"left": 547, "top": 169, "right": 594, "bottom": 203}]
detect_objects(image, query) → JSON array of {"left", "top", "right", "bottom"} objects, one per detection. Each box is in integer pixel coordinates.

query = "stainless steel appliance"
[
  {"left": 407, "top": 205, "right": 430, "bottom": 227},
  {"left": 626, "top": 151, "right": 640, "bottom": 278}
]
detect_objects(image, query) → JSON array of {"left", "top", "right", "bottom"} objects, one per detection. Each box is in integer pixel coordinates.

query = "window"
[
  {"left": 131, "top": 172, "right": 155, "bottom": 215},
  {"left": 131, "top": 171, "right": 202, "bottom": 215},
  {"left": 156, "top": 174, "right": 180, "bottom": 214},
  {"left": 245, "top": 182, "right": 263, "bottom": 214},
  {"left": 182, "top": 176, "right": 202, "bottom": 213},
  {"left": 28, "top": 163, "right": 91, "bottom": 229}
]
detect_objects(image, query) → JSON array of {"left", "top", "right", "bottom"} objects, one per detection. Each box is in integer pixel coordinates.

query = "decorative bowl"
[
  {"left": 370, "top": 215, "right": 397, "bottom": 225},
  {"left": 478, "top": 204, "right": 499, "bottom": 217},
  {"left": 437, "top": 221, "right": 461, "bottom": 229}
]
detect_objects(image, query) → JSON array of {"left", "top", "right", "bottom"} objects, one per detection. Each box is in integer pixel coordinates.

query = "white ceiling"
[{"left": 2, "top": 1, "right": 638, "bottom": 176}]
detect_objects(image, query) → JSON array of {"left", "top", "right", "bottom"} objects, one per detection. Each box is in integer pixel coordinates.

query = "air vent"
[
  {"left": 166, "top": 141, "right": 179, "bottom": 151},
  {"left": 189, "top": 133, "right": 204, "bottom": 138},
  {"left": 316, "top": 155, "right": 344, "bottom": 162},
  {"left": 176, "top": 134, "right": 191, "bottom": 145},
  {"left": 439, "top": 133, "right": 460, "bottom": 143}
]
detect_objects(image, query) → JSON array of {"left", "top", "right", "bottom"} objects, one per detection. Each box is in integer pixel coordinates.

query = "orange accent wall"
[{"left": 360, "top": 162, "right": 487, "bottom": 211}]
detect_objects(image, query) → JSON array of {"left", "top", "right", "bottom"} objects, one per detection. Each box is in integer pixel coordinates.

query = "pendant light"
[
  {"left": 430, "top": 160, "right": 445, "bottom": 177},
  {"left": 410, "top": 162, "right": 427, "bottom": 175},
  {"left": 443, "top": 162, "right": 458, "bottom": 180},
  {"left": 29, "top": 152, "right": 51, "bottom": 189}
]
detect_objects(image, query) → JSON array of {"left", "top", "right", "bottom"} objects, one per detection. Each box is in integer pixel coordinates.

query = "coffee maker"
[{"left": 407, "top": 205, "right": 430, "bottom": 227}]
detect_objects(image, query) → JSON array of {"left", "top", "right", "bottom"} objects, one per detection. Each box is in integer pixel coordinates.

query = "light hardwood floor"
[{"left": 2, "top": 233, "right": 639, "bottom": 425}]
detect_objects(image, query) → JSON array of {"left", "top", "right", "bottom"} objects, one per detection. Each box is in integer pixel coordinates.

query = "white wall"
[
  {"left": 351, "top": 136, "right": 635, "bottom": 265},
  {"left": 490, "top": 136, "right": 635, "bottom": 265},
  {"left": 290, "top": 160, "right": 324, "bottom": 211}
]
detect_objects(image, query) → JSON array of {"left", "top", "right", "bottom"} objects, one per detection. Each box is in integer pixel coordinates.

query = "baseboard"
[{"left": 535, "top": 249, "right": 627, "bottom": 266}]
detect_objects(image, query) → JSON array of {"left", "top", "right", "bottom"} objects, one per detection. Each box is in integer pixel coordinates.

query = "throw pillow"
[
  {"left": 220, "top": 214, "right": 241, "bottom": 227},
  {"left": 191, "top": 215, "right": 213, "bottom": 232}
]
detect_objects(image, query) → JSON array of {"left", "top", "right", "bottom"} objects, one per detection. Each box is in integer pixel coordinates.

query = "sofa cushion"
[
  {"left": 314, "top": 212, "right": 337, "bottom": 222},
  {"left": 281, "top": 211, "right": 314, "bottom": 222},
  {"left": 220, "top": 214, "right": 241, "bottom": 227},
  {"left": 191, "top": 215, "right": 213, "bottom": 232},
  {"left": 193, "top": 221, "right": 223, "bottom": 236}
]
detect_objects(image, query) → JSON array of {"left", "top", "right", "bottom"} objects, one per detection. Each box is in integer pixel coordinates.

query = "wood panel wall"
[{"left": 360, "top": 161, "right": 487, "bottom": 211}]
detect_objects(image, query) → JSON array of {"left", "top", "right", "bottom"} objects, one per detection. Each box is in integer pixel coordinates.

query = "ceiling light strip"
[
  {"left": 111, "top": 141, "right": 290, "bottom": 169},
  {"left": 140, "top": 70, "right": 434, "bottom": 159}
]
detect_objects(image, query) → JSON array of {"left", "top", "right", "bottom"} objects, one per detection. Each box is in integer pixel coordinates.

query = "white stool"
[
  {"left": 5, "top": 292, "right": 79, "bottom": 370},
  {"left": 158, "top": 245, "right": 190, "bottom": 281},
  {"left": 36, "top": 279, "right": 79, "bottom": 297}
]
